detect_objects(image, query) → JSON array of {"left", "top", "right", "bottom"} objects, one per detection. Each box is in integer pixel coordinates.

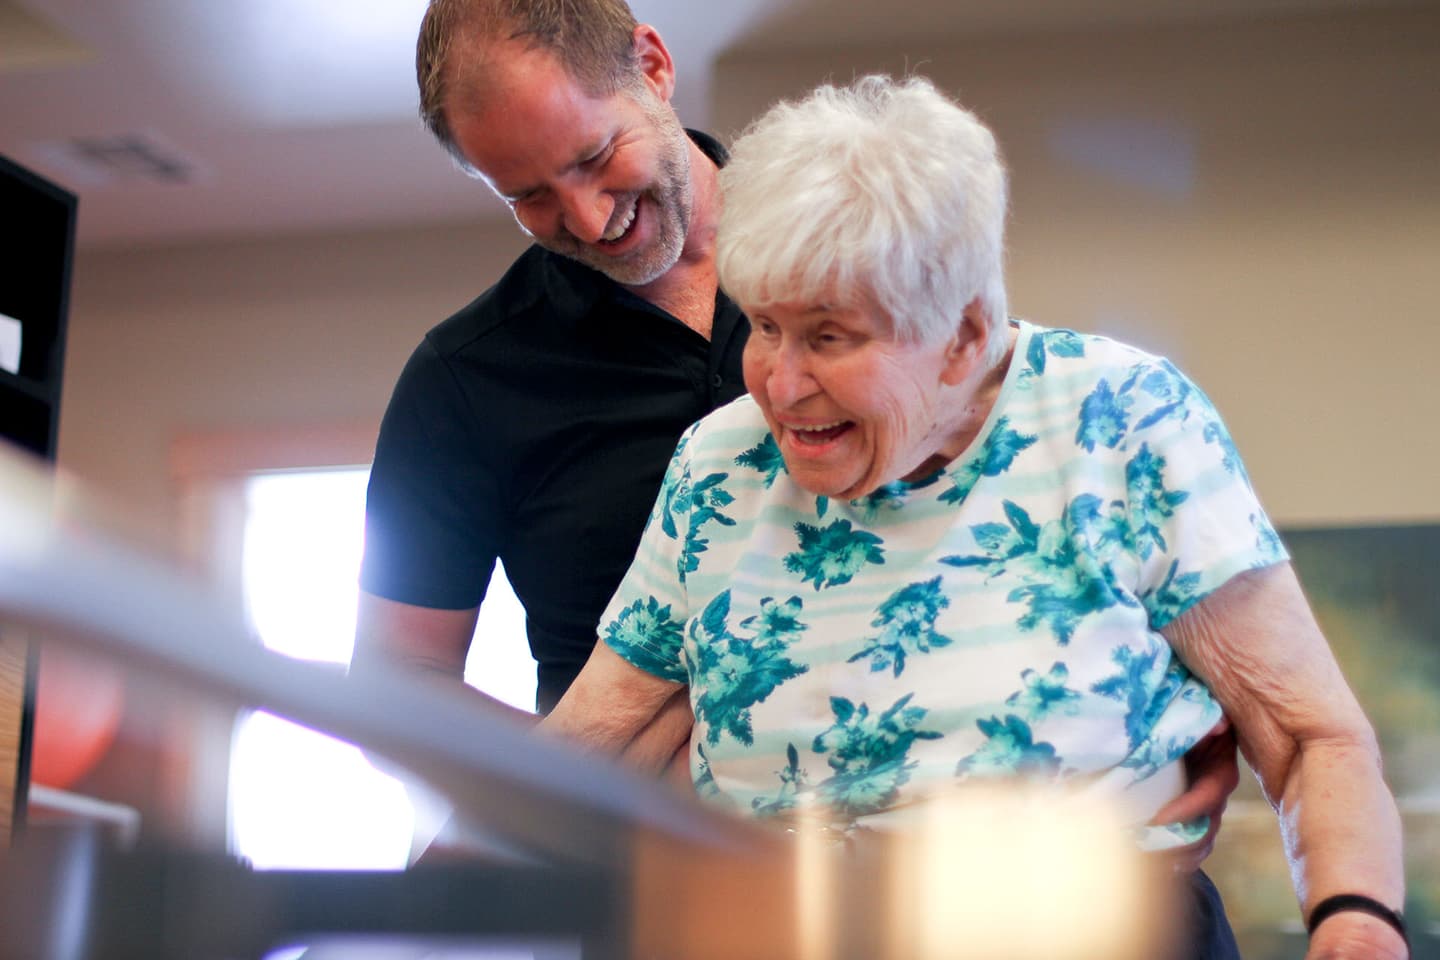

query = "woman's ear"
[
  {"left": 632, "top": 24, "right": 676, "bottom": 103},
  {"left": 939, "top": 298, "right": 991, "bottom": 386}
]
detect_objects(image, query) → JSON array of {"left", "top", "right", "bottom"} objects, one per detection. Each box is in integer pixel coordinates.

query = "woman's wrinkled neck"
[{"left": 903, "top": 323, "right": 1019, "bottom": 484}]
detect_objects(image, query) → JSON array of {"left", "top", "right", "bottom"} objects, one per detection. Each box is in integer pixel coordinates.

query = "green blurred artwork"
[{"left": 1204, "top": 524, "right": 1440, "bottom": 958}]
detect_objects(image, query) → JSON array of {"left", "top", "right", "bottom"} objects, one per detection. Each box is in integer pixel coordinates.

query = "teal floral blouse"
[{"left": 599, "top": 321, "right": 1286, "bottom": 849}]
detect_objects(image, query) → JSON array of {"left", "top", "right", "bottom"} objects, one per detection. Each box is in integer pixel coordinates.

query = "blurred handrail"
[{"left": 0, "top": 441, "right": 766, "bottom": 866}]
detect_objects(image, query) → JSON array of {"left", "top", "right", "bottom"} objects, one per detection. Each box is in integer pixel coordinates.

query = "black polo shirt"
[{"left": 361, "top": 135, "right": 748, "bottom": 712}]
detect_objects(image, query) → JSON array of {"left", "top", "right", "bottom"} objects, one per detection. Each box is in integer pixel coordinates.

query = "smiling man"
[{"left": 354, "top": 0, "right": 746, "bottom": 721}]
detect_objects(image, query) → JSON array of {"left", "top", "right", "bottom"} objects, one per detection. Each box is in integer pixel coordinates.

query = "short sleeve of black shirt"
[{"left": 362, "top": 142, "right": 746, "bottom": 711}]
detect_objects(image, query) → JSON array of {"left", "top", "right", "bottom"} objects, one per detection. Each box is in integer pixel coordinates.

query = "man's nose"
[{"left": 556, "top": 186, "right": 614, "bottom": 244}]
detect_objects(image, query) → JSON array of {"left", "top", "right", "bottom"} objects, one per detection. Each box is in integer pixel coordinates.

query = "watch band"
[{"left": 1307, "top": 894, "right": 1408, "bottom": 951}]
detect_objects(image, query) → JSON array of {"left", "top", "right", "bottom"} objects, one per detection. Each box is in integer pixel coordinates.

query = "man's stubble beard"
[{"left": 542, "top": 99, "right": 693, "bottom": 288}]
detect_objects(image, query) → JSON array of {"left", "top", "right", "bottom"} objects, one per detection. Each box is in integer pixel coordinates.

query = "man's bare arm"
[{"left": 351, "top": 590, "right": 535, "bottom": 722}]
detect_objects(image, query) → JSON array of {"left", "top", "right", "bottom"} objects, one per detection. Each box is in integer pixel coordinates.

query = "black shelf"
[
  {"left": 0, "top": 385, "right": 55, "bottom": 459},
  {"left": 1, "top": 153, "right": 78, "bottom": 843},
  {"left": 0, "top": 368, "right": 54, "bottom": 404},
  {"left": 1, "top": 155, "right": 75, "bottom": 399}
]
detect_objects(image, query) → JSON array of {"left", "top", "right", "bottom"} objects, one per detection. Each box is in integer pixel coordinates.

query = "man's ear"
[
  {"left": 632, "top": 24, "right": 676, "bottom": 102},
  {"left": 939, "top": 298, "right": 992, "bottom": 386}
]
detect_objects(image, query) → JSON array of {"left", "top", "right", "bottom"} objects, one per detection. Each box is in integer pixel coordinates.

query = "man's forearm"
[
  {"left": 443, "top": 673, "right": 540, "bottom": 725},
  {"left": 350, "top": 642, "right": 537, "bottom": 725}
]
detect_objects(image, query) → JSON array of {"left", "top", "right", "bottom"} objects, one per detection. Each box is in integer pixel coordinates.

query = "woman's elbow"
[
  {"left": 1257, "top": 721, "right": 1385, "bottom": 810},
  {"left": 1298, "top": 723, "right": 1385, "bottom": 775}
]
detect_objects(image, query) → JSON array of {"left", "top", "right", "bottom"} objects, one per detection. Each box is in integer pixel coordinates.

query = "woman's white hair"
[{"left": 718, "top": 75, "right": 1009, "bottom": 362}]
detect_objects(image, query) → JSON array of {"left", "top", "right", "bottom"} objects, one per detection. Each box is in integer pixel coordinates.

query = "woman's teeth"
[{"left": 791, "top": 422, "right": 850, "bottom": 444}]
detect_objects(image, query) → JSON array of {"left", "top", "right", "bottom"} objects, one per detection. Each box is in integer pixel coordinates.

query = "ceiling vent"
[{"left": 27, "top": 133, "right": 204, "bottom": 188}]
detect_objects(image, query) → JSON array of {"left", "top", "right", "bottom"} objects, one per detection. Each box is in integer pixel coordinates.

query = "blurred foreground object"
[
  {"left": 0, "top": 441, "right": 1176, "bottom": 958},
  {"left": 29, "top": 646, "right": 124, "bottom": 790},
  {"left": 0, "top": 441, "right": 752, "bottom": 862},
  {"left": 635, "top": 786, "right": 1179, "bottom": 960}
]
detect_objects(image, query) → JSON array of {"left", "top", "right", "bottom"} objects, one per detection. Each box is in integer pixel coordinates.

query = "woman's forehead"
[{"left": 745, "top": 291, "right": 900, "bottom": 331}]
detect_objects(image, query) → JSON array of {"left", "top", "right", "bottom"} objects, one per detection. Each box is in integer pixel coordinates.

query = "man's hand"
[{"left": 1150, "top": 716, "right": 1240, "bottom": 871}]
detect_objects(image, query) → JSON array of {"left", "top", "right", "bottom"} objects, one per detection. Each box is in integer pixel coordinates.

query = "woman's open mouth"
[{"left": 789, "top": 421, "right": 853, "bottom": 446}]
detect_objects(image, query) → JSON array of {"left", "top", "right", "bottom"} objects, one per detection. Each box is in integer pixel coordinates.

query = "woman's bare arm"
[
  {"left": 1163, "top": 562, "right": 1406, "bottom": 959},
  {"left": 540, "top": 640, "right": 687, "bottom": 771}
]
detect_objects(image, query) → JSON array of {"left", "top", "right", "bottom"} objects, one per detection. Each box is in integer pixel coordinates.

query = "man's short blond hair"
[{"left": 417, "top": 0, "right": 641, "bottom": 173}]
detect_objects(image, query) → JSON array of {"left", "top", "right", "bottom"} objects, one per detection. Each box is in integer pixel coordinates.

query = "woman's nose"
[{"left": 766, "top": 347, "right": 816, "bottom": 409}]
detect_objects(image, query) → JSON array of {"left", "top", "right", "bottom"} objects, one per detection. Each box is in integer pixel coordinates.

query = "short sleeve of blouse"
[
  {"left": 595, "top": 425, "right": 699, "bottom": 683},
  {"left": 1093, "top": 356, "right": 1288, "bottom": 628}
]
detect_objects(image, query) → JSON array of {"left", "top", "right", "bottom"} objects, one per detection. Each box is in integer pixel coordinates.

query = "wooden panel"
[{"left": 0, "top": 629, "right": 30, "bottom": 847}]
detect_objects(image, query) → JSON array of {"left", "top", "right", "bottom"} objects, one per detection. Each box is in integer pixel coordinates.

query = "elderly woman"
[{"left": 545, "top": 76, "right": 1406, "bottom": 958}]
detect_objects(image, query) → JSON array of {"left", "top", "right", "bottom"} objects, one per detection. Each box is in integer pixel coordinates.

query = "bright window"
[{"left": 228, "top": 466, "right": 536, "bottom": 870}]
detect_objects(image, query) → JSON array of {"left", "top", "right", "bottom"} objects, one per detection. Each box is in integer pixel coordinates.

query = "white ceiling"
[{"left": 0, "top": 0, "right": 1424, "bottom": 249}]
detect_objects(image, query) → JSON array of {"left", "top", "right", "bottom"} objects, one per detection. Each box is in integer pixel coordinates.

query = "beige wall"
[
  {"left": 58, "top": 7, "right": 1440, "bottom": 536},
  {"left": 715, "top": 5, "right": 1440, "bottom": 526},
  {"left": 48, "top": 219, "right": 529, "bottom": 842},
  {"left": 58, "top": 220, "right": 531, "bottom": 539}
]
